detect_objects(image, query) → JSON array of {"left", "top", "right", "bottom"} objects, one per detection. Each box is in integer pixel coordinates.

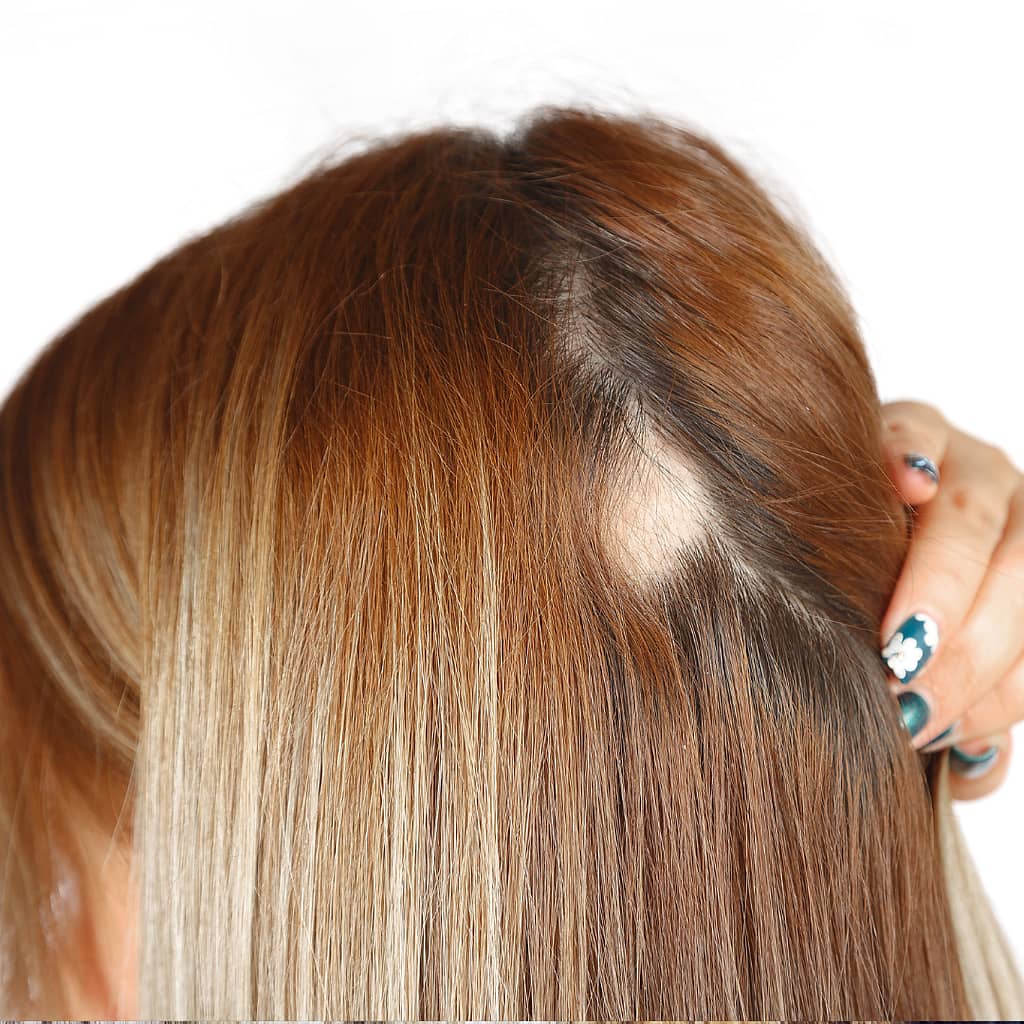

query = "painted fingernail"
[
  {"left": 898, "top": 690, "right": 930, "bottom": 738},
  {"left": 920, "top": 721, "right": 958, "bottom": 752},
  {"left": 881, "top": 611, "right": 940, "bottom": 685},
  {"left": 903, "top": 452, "right": 940, "bottom": 484},
  {"left": 949, "top": 745, "right": 1000, "bottom": 779}
]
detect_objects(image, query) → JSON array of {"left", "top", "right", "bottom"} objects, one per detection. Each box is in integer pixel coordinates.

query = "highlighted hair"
[{"left": 1, "top": 105, "right": 1020, "bottom": 1016}]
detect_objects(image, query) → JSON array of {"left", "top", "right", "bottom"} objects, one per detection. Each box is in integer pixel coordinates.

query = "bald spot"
[{"left": 604, "top": 416, "right": 713, "bottom": 582}]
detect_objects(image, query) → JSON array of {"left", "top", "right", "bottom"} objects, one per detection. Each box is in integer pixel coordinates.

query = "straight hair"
[{"left": 1, "top": 104, "right": 1021, "bottom": 1017}]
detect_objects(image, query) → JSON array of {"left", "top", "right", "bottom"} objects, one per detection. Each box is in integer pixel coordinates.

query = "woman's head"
[{"left": 0, "top": 104, "right": 998, "bottom": 1016}]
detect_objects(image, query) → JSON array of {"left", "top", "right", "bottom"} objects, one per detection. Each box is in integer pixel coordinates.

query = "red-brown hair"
[{"left": 1, "top": 104, "right": 976, "bottom": 1016}]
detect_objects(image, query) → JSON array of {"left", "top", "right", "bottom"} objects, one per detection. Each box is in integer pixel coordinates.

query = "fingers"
[
  {"left": 879, "top": 400, "right": 1022, "bottom": 799},
  {"left": 923, "top": 648, "right": 1024, "bottom": 750},
  {"left": 889, "top": 475, "right": 1024, "bottom": 750},
  {"left": 946, "top": 731, "right": 1012, "bottom": 802},
  {"left": 880, "top": 429, "right": 1018, "bottom": 655},
  {"left": 880, "top": 400, "right": 950, "bottom": 505}
]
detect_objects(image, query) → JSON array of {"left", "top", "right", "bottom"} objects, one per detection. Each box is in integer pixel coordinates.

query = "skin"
[
  {"left": 56, "top": 398, "right": 1023, "bottom": 1011},
  {"left": 880, "top": 399, "right": 1024, "bottom": 800},
  {"left": 51, "top": 798, "right": 137, "bottom": 1016}
]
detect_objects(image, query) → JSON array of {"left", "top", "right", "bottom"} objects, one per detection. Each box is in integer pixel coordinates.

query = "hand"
[{"left": 880, "top": 399, "right": 1024, "bottom": 801}]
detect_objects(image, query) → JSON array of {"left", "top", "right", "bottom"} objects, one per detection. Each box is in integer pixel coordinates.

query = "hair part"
[{"left": 2, "top": 103, "right": 1018, "bottom": 1017}]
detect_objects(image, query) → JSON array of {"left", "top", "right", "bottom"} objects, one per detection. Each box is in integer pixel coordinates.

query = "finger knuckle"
[
  {"left": 923, "top": 556, "right": 977, "bottom": 603},
  {"left": 948, "top": 486, "right": 1006, "bottom": 535}
]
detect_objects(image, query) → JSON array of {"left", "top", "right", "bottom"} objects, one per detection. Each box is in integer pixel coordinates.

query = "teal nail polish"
[
  {"left": 881, "top": 611, "right": 939, "bottom": 684},
  {"left": 903, "top": 452, "right": 940, "bottom": 484},
  {"left": 950, "top": 745, "right": 1000, "bottom": 779},
  {"left": 920, "top": 722, "right": 956, "bottom": 752},
  {"left": 898, "top": 691, "right": 929, "bottom": 737}
]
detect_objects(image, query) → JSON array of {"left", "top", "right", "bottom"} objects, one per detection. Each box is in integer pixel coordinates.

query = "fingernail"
[
  {"left": 898, "top": 690, "right": 930, "bottom": 738},
  {"left": 903, "top": 452, "right": 940, "bottom": 484},
  {"left": 920, "top": 721, "right": 958, "bottom": 752},
  {"left": 881, "top": 611, "right": 940, "bottom": 685},
  {"left": 949, "top": 744, "right": 1000, "bottom": 779}
]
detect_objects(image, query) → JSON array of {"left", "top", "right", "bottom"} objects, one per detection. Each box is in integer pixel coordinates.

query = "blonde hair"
[{"left": 1, "top": 104, "right": 1020, "bottom": 1017}]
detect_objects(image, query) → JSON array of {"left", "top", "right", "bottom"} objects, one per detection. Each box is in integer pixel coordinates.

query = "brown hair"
[{"left": 0, "top": 104, "right": 1013, "bottom": 1016}]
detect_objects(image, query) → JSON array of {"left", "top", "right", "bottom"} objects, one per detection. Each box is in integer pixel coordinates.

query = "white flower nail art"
[
  {"left": 881, "top": 612, "right": 939, "bottom": 682},
  {"left": 917, "top": 612, "right": 939, "bottom": 649},
  {"left": 882, "top": 631, "right": 924, "bottom": 680}
]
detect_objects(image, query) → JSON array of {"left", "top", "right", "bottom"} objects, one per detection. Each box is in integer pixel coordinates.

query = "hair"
[{"left": 1, "top": 104, "right": 1021, "bottom": 1018}]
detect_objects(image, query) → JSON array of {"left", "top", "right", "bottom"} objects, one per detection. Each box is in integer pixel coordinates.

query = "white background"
[{"left": 3, "top": 0, "right": 1022, "bottom": 962}]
